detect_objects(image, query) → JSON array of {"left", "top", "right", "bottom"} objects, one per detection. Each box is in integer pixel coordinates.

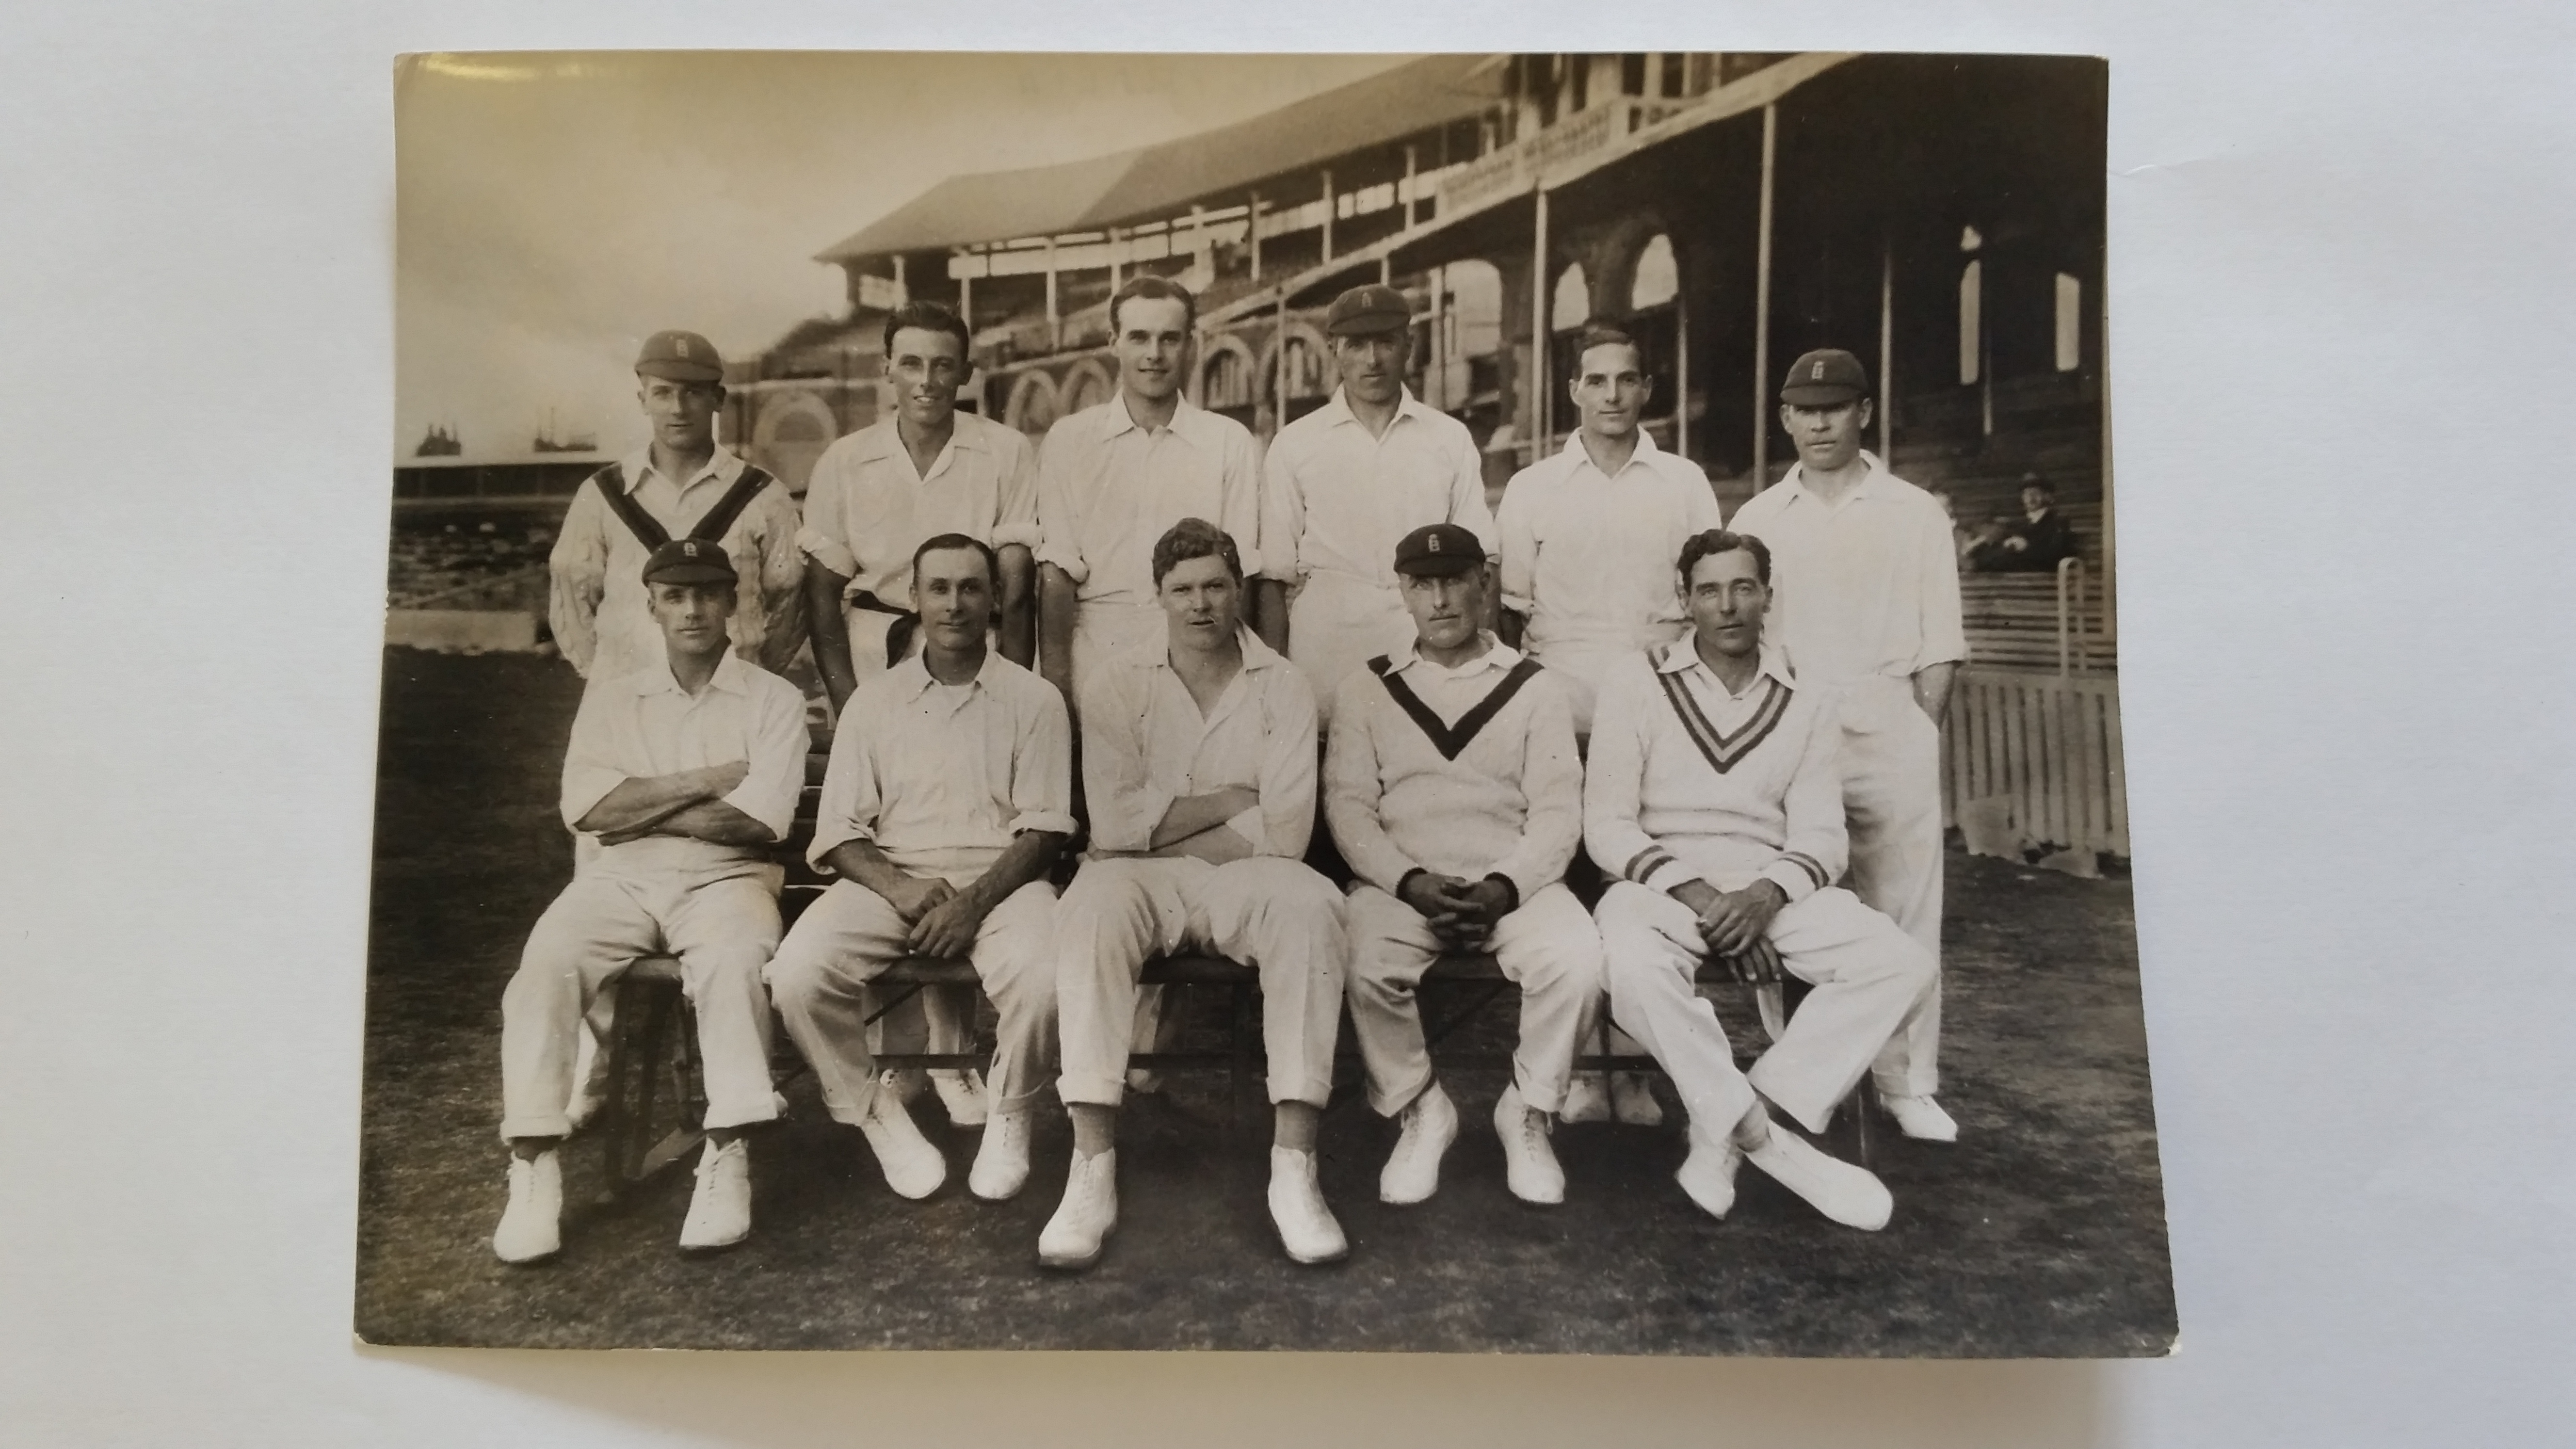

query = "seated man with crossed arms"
[
  {"left": 1584, "top": 529, "right": 1933, "bottom": 1231},
  {"left": 1039, "top": 518, "right": 1351, "bottom": 1271},
  {"left": 1325, "top": 523, "right": 1601, "bottom": 1207},
  {"left": 767, "top": 534, "right": 1074, "bottom": 1204},
  {"left": 492, "top": 537, "right": 808, "bottom": 1263}
]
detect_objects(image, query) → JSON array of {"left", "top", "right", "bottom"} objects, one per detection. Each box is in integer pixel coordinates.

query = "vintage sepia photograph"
[{"left": 364, "top": 49, "right": 2169, "bottom": 1354}]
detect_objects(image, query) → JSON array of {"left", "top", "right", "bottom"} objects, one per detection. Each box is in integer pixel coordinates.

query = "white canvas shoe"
[
  {"left": 1882, "top": 1093, "right": 1960, "bottom": 1142},
  {"left": 678, "top": 1136, "right": 752, "bottom": 1252},
  {"left": 1745, "top": 1125, "right": 1894, "bottom": 1230},
  {"left": 492, "top": 1149, "right": 563, "bottom": 1264},
  {"left": 1037, "top": 1149, "right": 1117, "bottom": 1270},
  {"left": 968, "top": 1110, "right": 1032, "bottom": 1202},
  {"left": 1268, "top": 1146, "right": 1349, "bottom": 1265},
  {"left": 1674, "top": 1128, "right": 1742, "bottom": 1221},
  {"left": 1377, "top": 1079, "right": 1459, "bottom": 1205},
  {"left": 858, "top": 1089, "right": 948, "bottom": 1200},
  {"left": 931, "top": 1067, "right": 989, "bottom": 1128},
  {"left": 1611, "top": 1072, "right": 1665, "bottom": 1126},
  {"left": 1559, "top": 1072, "right": 1610, "bottom": 1124},
  {"left": 1493, "top": 1084, "right": 1566, "bottom": 1205}
]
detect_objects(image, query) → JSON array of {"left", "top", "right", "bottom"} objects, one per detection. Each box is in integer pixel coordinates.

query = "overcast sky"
[{"left": 396, "top": 50, "right": 1409, "bottom": 463}]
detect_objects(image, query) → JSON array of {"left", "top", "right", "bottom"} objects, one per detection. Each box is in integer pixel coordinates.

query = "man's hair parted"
[
  {"left": 1150, "top": 516, "right": 1243, "bottom": 588},
  {"left": 1571, "top": 325, "right": 1644, "bottom": 376},
  {"left": 1110, "top": 274, "right": 1198, "bottom": 336},
  {"left": 1677, "top": 528, "right": 1773, "bottom": 587},
  {"left": 881, "top": 300, "right": 973, "bottom": 363},
  {"left": 910, "top": 531, "right": 998, "bottom": 588}
]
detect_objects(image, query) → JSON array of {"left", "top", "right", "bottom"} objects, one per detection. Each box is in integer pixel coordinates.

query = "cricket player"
[
  {"left": 1727, "top": 349, "right": 1965, "bottom": 1142},
  {"left": 492, "top": 537, "right": 807, "bottom": 1263},
  {"left": 1584, "top": 528, "right": 1933, "bottom": 1230},
  {"left": 1325, "top": 523, "right": 1599, "bottom": 1207}
]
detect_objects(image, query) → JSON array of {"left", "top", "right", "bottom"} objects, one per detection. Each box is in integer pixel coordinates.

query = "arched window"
[
  {"left": 1550, "top": 262, "right": 1590, "bottom": 333},
  {"left": 1628, "top": 235, "right": 1678, "bottom": 311},
  {"left": 1202, "top": 345, "right": 1256, "bottom": 411},
  {"left": 1061, "top": 366, "right": 1112, "bottom": 417},
  {"left": 1280, "top": 333, "right": 1327, "bottom": 401}
]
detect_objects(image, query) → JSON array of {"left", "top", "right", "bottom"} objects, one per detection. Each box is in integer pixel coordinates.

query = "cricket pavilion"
[{"left": 734, "top": 51, "right": 2124, "bottom": 867}]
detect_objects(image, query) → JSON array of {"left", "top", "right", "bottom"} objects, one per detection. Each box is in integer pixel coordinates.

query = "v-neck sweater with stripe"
[
  {"left": 1324, "top": 644, "right": 1584, "bottom": 904},
  {"left": 1582, "top": 640, "right": 1848, "bottom": 903}
]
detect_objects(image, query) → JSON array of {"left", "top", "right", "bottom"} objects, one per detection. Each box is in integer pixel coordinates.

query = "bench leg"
[{"left": 1229, "top": 982, "right": 1260, "bottom": 1146}]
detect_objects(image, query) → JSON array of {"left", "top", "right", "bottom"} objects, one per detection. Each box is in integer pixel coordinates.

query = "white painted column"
[
  {"left": 1752, "top": 102, "right": 1777, "bottom": 489},
  {"left": 1532, "top": 186, "right": 1552, "bottom": 452}
]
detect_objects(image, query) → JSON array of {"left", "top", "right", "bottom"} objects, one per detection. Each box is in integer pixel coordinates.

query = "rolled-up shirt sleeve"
[
  {"left": 723, "top": 676, "right": 808, "bottom": 845},
  {"left": 1497, "top": 470, "right": 1540, "bottom": 619},
  {"left": 1449, "top": 431, "right": 1498, "bottom": 550},
  {"left": 1217, "top": 425, "right": 1267, "bottom": 581},
  {"left": 1006, "top": 682, "right": 1079, "bottom": 837},
  {"left": 805, "top": 701, "right": 883, "bottom": 870},
  {"left": 558, "top": 685, "right": 625, "bottom": 829},
  {"left": 547, "top": 483, "right": 610, "bottom": 678},
  {"left": 1253, "top": 665, "right": 1320, "bottom": 858},
  {"left": 795, "top": 451, "right": 862, "bottom": 579},
  {"left": 1034, "top": 416, "right": 1092, "bottom": 584},
  {"left": 1581, "top": 658, "right": 1696, "bottom": 896},
  {"left": 1484, "top": 672, "right": 1583, "bottom": 901},
  {"left": 1079, "top": 669, "right": 1167, "bottom": 853},
  {"left": 745, "top": 490, "right": 809, "bottom": 676},
  {"left": 1913, "top": 506, "right": 1968, "bottom": 670},
  {"left": 991, "top": 430, "right": 1045, "bottom": 551},
  {"left": 1323, "top": 679, "right": 1418, "bottom": 895},
  {"left": 1258, "top": 431, "right": 1307, "bottom": 584},
  {"left": 1760, "top": 696, "right": 1849, "bottom": 903}
]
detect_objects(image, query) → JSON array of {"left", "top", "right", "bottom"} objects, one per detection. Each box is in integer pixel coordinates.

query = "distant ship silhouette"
[
  {"left": 413, "top": 422, "right": 462, "bottom": 457},
  {"left": 532, "top": 408, "right": 596, "bottom": 454}
]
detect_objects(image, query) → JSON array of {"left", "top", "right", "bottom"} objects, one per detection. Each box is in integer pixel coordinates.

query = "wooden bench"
[{"left": 1962, "top": 557, "right": 2110, "bottom": 674}]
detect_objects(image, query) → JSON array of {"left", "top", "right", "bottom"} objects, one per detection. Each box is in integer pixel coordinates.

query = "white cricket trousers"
[
  {"left": 1288, "top": 573, "right": 1414, "bottom": 725},
  {"left": 837, "top": 609, "right": 982, "bottom": 1069},
  {"left": 1345, "top": 881, "right": 1603, "bottom": 1117},
  {"left": 1594, "top": 881, "right": 1933, "bottom": 1136},
  {"left": 767, "top": 878, "right": 1060, "bottom": 1124},
  {"left": 1836, "top": 678, "right": 1947, "bottom": 1098},
  {"left": 1054, "top": 856, "right": 1348, "bottom": 1110},
  {"left": 1068, "top": 599, "right": 1169, "bottom": 695},
  {"left": 499, "top": 867, "right": 781, "bottom": 1140},
  {"left": 1528, "top": 624, "right": 1689, "bottom": 736}
]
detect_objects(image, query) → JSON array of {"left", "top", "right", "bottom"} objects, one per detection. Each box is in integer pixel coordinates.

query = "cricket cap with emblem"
[
  {"left": 1778, "top": 348, "right": 1870, "bottom": 405},
  {"left": 635, "top": 329, "right": 725, "bottom": 384},
  {"left": 1324, "top": 283, "right": 1413, "bottom": 337},
  {"left": 1392, "top": 522, "right": 1486, "bottom": 578},
  {"left": 641, "top": 536, "right": 739, "bottom": 585}
]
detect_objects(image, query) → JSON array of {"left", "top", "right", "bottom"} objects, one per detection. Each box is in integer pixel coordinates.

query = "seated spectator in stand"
[
  {"left": 1968, "top": 475, "right": 2080, "bottom": 573},
  {"left": 1326, "top": 524, "right": 1600, "bottom": 1207},
  {"left": 1583, "top": 529, "right": 1935, "bottom": 1231}
]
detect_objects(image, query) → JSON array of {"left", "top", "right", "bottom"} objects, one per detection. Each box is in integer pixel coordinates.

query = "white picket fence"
[{"left": 1942, "top": 667, "right": 2129, "bottom": 861}]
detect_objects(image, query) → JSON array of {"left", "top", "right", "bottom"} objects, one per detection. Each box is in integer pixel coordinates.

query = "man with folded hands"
[
  {"left": 766, "top": 534, "right": 1075, "bottom": 1205},
  {"left": 1583, "top": 528, "right": 1933, "bottom": 1231},
  {"left": 1324, "top": 522, "right": 1601, "bottom": 1208}
]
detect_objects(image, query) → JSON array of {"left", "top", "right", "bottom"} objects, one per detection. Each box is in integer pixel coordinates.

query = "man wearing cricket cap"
[
  {"left": 542, "top": 327, "right": 808, "bottom": 1137},
  {"left": 548, "top": 329, "right": 806, "bottom": 701},
  {"left": 492, "top": 536, "right": 809, "bottom": 1263},
  {"left": 1256, "top": 283, "right": 1495, "bottom": 721},
  {"left": 1726, "top": 348, "right": 1967, "bottom": 1142},
  {"left": 1324, "top": 522, "right": 1601, "bottom": 1207}
]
